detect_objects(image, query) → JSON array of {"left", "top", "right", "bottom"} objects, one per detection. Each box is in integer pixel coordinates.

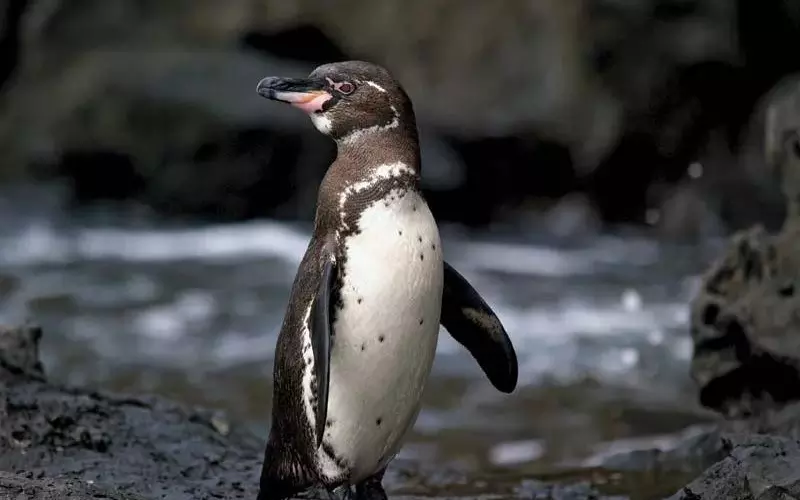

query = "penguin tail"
[{"left": 257, "top": 439, "right": 310, "bottom": 500}]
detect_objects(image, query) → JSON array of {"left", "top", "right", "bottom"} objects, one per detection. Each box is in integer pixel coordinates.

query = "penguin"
[{"left": 255, "top": 61, "right": 518, "bottom": 500}]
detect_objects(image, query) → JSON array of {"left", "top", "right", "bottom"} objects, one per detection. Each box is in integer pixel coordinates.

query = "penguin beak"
[{"left": 256, "top": 77, "right": 332, "bottom": 114}]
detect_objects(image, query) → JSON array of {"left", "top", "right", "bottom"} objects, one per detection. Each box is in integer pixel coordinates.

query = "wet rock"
[
  {"left": 0, "top": 323, "right": 45, "bottom": 382},
  {"left": 666, "top": 434, "right": 800, "bottom": 500},
  {"left": 0, "top": 472, "right": 143, "bottom": 500},
  {"left": 689, "top": 83, "right": 800, "bottom": 417},
  {"left": 514, "top": 479, "right": 625, "bottom": 500},
  {"left": 0, "top": 323, "right": 264, "bottom": 499},
  {"left": 587, "top": 404, "right": 800, "bottom": 498},
  {"left": 582, "top": 424, "right": 727, "bottom": 474}
]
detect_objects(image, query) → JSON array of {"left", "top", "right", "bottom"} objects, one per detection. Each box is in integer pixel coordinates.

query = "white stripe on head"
[{"left": 365, "top": 81, "right": 387, "bottom": 93}]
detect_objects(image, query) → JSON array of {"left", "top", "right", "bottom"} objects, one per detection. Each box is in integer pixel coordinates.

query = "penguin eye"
[{"left": 335, "top": 81, "right": 355, "bottom": 95}]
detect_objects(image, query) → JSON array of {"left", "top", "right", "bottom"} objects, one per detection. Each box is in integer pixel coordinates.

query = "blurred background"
[{"left": 0, "top": 0, "right": 799, "bottom": 497}]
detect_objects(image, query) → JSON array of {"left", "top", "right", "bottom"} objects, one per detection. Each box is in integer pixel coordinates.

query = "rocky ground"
[
  {"left": 0, "top": 0, "right": 799, "bottom": 235},
  {"left": 1, "top": 319, "right": 800, "bottom": 499}
]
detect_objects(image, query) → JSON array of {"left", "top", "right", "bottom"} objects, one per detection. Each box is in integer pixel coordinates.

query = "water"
[{"left": 0, "top": 186, "right": 726, "bottom": 497}]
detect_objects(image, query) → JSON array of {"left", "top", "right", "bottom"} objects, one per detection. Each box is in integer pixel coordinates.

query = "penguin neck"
[
  {"left": 333, "top": 121, "right": 421, "bottom": 178},
  {"left": 314, "top": 125, "right": 423, "bottom": 237}
]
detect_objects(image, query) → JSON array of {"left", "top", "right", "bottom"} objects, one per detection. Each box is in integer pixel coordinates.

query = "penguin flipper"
[
  {"left": 440, "top": 261, "right": 518, "bottom": 393},
  {"left": 311, "top": 256, "right": 335, "bottom": 447}
]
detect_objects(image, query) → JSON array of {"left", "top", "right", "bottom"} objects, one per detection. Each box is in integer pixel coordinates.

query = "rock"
[
  {"left": 665, "top": 434, "right": 800, "bottom": 500},
  {"left": 514, "top": 479, "right": 625, "bottom": 500},
  {"left": 0, "top": 323, "right": 45, "bottom": 382},
  {"left": 581, "top": 424, "right": 727, "bottom": 474},
  {"left": 1, "top": 322, "right": 626, "bottom": 500},
  {"left": 0, "top": 322, "right": 265, "bottom": 499},
  {"left": 689, "top": 93, "right": 800, "bottom": 417},
  {"left": 582, "top": 403, "right": 800, "bottom": 498},
  {"left": 0, "top": 472, "right": 143, "bottom": 500}
]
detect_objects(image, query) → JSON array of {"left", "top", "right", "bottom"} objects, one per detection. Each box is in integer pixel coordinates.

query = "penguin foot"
[{"left": 354, "top": 469, "right": 387, "bottom": 500}]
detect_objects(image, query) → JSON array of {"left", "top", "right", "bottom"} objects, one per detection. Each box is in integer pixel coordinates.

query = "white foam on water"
[
  {"left": 0, "top": 215, "right": 702, "bottom": 391},
  {"left": 0, "top": 219, "right": 311, "bottom": 266},
  {"left": 450, "top": 237, "right": 661, "bottom": 277},
  {"left": 489, "top": 439, "right": 546, "bottom": 466}
]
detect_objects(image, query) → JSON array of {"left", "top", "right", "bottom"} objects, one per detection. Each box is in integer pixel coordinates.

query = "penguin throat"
[{"left": 336, "top": 105, "right": 402, "bottom": 145}]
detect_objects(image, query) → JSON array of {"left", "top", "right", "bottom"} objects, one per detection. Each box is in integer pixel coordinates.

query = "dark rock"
[
  {"left": 665, "top": 434, "right": 800, "bottom": 500},
  {"left": 0, "top": 323, "right": 45, "bottom": 382},
  {"left": 582, "top": 424, "right": 727, "bottom": 474},
  {"left": 514, "top": 479, "right": 625, "bottom": 500},
  {"left": 0, "top": 323, "right": 264, "bottom": 499},
  {"left": 0, "top": 472, "right": 143, "bottom": 500},
  {"left": 689, "top": 90, "right": 800, "bottom": 416}
]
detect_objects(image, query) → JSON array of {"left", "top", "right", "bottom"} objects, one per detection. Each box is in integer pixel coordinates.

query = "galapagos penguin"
[{"left": 255, "top": 60, "right": 518, "bottom": 500}]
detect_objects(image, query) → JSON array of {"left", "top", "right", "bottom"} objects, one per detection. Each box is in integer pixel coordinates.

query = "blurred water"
[{"left": 0, "top": 186, "right": 725, "bottom": 494}]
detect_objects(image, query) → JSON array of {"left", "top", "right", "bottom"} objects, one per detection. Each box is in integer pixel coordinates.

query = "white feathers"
[
  {"left": 365, "top": 81, "right": 387, "bottom": 93},
  {"left": 299, "top": 303, "right": 317, "bottom": 433},
  {"left": 316, "top": 186, "right": 443, "bottom": 484},
  {"left": 340, "top": 105, "right": 401, "bottom": 145},
  {"left": 340, "top": 117, "right": 399, "bottom": 145},
  {"left": 310, "top": 113, "right": 333, "bottom": 135},
  {"left": 336, "top": 162, "right": 412, "bottom": 239}
]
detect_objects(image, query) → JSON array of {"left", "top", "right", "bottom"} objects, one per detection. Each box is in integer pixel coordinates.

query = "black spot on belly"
[
  {"left": 360, "top": 343, "right": 366, "bottom": 351},
  {"left": 326, "top": 419, "right": 333, "bottom": 428},
  {"left": 419, "top": 318, "right": 424, "bottom": 325},
  {"left": 357, "top": 297, "right": 363, "bottom": 304},
  {"left": 417, "top": 236, "right": 422, "bottom": 242},
  {"left": 419, "top": 253, "right": 424, "bottom": 261},
  {"left": 413, "top": 205, "right": 417, "bottom": 211},
  {"left": 376, "top": 417, "right": 382, "bottom": 426},
  {"left": 322, "top": 442, "right": 349, "bottom": 469},
  {"left": 378, "top": 335, "right": 385, "bottom": 343},
  {"left": 432, "top": 243, "right": 436, "bottom": 251},
  {"left": 398, "top": 230, "right": 403, "bottom": 236}
]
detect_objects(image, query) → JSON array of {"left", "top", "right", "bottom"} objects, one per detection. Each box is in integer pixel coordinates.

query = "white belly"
[{"left": 316, "top": 189, "right": 443, "bottom": 483}]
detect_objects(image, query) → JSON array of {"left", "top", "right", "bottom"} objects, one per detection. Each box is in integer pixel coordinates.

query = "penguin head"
[{"left": 256, "top": 61, "right": 415, "bottom": 143}]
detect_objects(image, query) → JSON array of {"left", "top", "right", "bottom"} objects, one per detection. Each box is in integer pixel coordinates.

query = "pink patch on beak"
[{"left": 275, "top": 91, "right": 332, "bottom": 114}]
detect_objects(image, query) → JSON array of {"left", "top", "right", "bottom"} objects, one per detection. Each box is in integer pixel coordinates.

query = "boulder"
[
  {"left": 0, "top": 324, "right": 265, "bottom": 499},
  {"left": 689, "top": 78, "right": 800, "bottom": 417},
  {"left": 666, "top": 434, "right": 800, "bottom": 500}
]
